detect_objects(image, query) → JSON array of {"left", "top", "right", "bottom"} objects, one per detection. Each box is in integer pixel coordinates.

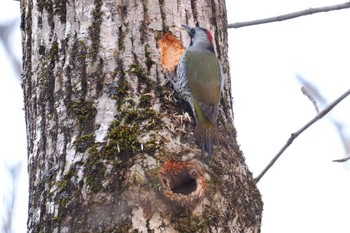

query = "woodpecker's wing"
[{"left": 185, "top": 50, "right": 221, "bottom": 123}]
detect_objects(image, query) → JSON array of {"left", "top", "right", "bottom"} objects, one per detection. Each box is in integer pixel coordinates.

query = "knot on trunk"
[{"left": 158, "top": 161, "right": 205, "bottom": 205}]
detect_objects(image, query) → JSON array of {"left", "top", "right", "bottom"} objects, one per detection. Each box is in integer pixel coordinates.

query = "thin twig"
[
  {"left": 333, "top": 156, "right": 350, "bottom": 162},
  {"left": 255, "top": 88, "right": 350, "bottom": 183},
  {"left": 301, "top": 86, "right": 320, "bottom": 113},
  {"left": 296, "top": 74, "right": 327, "bottom": 113},
  {"left": 228, "top": 2, "right": 350, "bottom": 29}
]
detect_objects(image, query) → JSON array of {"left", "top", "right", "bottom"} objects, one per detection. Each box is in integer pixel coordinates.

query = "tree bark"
[{"left": 21, "top": 0, "right": 262, "bottom": 232}]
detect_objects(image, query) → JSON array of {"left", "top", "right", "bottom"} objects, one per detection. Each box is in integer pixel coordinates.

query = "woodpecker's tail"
[
  {"left": 192, "top": 101, "right": 218, "bottom": 157},
  {"left": 195, "top": 120, "right": 217, "bottom": 157}
]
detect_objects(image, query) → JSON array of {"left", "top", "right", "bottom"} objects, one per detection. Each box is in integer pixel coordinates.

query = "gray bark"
[{"left": 21, "top": 0, "right": 263, "bottom": 232}]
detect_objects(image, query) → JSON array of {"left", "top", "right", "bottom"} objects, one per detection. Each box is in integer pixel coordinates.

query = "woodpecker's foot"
[
  {"left": 160, "top": 78, "right": 169, "bottom": 86},
  {"left": 160, "top": 71, "right": 172, "bottom": 86},
  {"left": 165, "top": 70, "right": 176, "bottom": 86}
]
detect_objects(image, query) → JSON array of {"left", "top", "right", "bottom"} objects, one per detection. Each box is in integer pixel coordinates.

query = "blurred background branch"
[
  {"left": 255, "top": 88, "right": 350, "bottom": 183},
  {"left": 0, "top": 19, "right": 21, "bottom": 77},
  {"left": 1, "top": 163, "right": 21, "bottom": 233},
  {"left": 297, "top": 74, "right": 350, "bottom": 163}
]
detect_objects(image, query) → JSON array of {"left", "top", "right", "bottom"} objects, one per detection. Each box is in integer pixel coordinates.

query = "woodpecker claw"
[
  {"left": 166, "top": 71, "right": 176, "bottom": 85},
  {"left": 160, "top": 79, "right": 168, "bottom": 86},
  {"left": 161, "top": 70, "right": 174, "bottom": 86}
]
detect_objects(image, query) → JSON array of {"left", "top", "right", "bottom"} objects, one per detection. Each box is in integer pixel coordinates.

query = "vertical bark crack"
[
  {"left": 190, "top": 0, "right": 198, "bottom": 23},
  {"left": 158, "top": 0, "right": 167, "bottom": 31}
]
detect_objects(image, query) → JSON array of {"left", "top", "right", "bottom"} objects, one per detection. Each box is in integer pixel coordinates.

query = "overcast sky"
[
  {"left": 1, "top": 0, "right": 350, "bottom": 232},
  {"left": 227, "top": 1, "right": 350, "bottom": 233}
]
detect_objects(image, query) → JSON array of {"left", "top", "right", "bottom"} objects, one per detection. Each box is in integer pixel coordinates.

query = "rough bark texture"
[{"left": 21, "top": 0, "right": 263, "bottom": 232}]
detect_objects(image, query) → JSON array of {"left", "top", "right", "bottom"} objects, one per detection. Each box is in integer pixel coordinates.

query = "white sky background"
[
  {"left": 0, "top": 1, "right": 27, "bottom": 233},
  {"left": 227, "top": 1, "right": 350, "bottom": 233},
  {"left": 0, "top": 0, "right": 349, "bottom": 232}
]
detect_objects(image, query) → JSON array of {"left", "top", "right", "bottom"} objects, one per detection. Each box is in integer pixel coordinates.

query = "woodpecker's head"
[{"left": 182, "top": 25, "right": 214, "bottom": 52}]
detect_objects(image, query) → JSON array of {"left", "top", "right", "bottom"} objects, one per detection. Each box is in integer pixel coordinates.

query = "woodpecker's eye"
[{"left": 190, "top": 28, "right": 195, "bottom": 34}]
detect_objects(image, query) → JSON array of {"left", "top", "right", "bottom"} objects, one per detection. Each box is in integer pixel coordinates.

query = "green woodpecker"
[{"left": 168, "top": 25, "right": 223, "bottom": 156}]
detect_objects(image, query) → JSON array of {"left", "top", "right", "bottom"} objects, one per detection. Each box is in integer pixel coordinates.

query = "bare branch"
[
  {"left": 255, "top": 88, "right": 350, "bottom": 183},
  {"left": 228, "top": 2, "right": 350, "bottom": 29}
]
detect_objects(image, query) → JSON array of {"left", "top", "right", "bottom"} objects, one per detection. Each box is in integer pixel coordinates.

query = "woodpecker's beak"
[{"left": 181, "top": 24, "right": 191, "bottom": 33}]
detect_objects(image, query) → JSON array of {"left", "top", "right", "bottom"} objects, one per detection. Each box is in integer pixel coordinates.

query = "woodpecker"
[{"left": 167, "top": 25, "right": 223, "bottom": 156}]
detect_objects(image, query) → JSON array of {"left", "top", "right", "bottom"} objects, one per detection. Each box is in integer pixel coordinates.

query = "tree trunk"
[{"left": 21, "top": 0, "right": 262, "bottom": 232}]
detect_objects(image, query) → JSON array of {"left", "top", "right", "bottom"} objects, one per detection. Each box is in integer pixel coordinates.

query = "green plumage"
[
  {"left": 185, "top": 51, "right": 221, "bottom": 156},
  {"left": 185, "top": 51, "right": 221, "bottom": 119}
]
